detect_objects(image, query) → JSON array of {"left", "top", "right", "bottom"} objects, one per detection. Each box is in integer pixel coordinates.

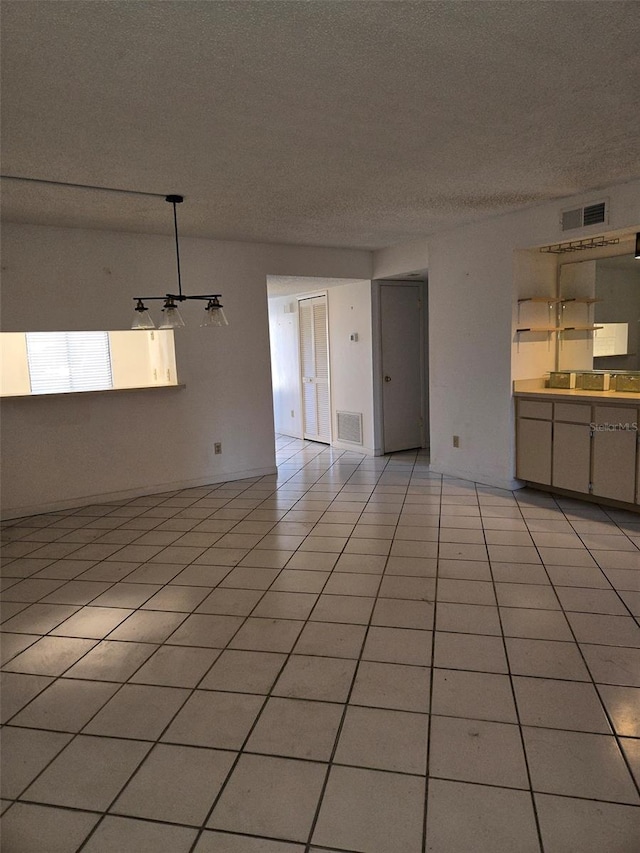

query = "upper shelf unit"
[
  {"left": 516, "top": 294, "right": 603, "bottom": 336},
  {"left": 517, "top": 297, "right": 562, "bottom": 305},
  {"left": 516, "top": 325, "right": 603, "bottom": 334}
]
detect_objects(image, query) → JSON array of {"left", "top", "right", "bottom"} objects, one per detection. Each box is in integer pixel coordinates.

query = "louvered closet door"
[{"left": 299, "top": 296, "right": 331, "bottom": 443}]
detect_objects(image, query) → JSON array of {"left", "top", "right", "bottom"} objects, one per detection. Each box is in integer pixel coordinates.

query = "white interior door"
[
  {"left": 299, "top": 295, "right": 331, "bottom": 443},
  {"left": 381, "top": 283, "right": 423, "bottom": 452}
]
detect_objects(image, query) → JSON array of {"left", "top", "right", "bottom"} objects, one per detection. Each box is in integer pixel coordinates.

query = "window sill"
[{"left": 1, "top": 383, "right": 186, "bottom": 400}]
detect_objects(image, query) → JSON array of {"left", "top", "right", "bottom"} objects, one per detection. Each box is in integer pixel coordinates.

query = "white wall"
[
  {"left": 268, "top": 280, "right": 376, "bottom": 454},
  {"left": 557, "top": 261, "right": 597, "bottom": 371},
  {"left": 427, "top": 179, "right": 640, "bottom": 489},
  {"left": 512, "top": 249, "right": 560, "bottom": 381},
  {"left": 0, "top": 222, "right": 371, "bottom": 516},
  {"left": 327, "top": 281, "right": 375, "bottom": 454},
  {"left": 3, "top": 182, "right": 637, "bottom": 508},
  {"left": 373, "top": 239, "right": 428, "bottom": 279}
]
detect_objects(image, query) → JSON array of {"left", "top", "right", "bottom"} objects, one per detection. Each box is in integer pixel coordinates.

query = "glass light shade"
[
  {"left": 159, "top": 305, "right": 185, "bottom": 329},
  {"left": 131, "top": 308, "right": 155, "bottom": 330},
  {"left": 201, "top": 303, "right": 229, "bottom": 327}
]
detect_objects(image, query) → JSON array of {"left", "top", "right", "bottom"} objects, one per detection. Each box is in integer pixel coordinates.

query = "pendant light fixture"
[
  {"left": 132, "top": 195, "right": 228, "bottom": 329},
  {"left": 0, "top": 176, "right": 228, "bottom": 329}
]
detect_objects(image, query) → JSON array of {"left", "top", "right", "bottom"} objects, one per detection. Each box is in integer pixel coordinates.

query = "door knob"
[{"left": 384, "top": 375, "right": 392, "bottom": 382}]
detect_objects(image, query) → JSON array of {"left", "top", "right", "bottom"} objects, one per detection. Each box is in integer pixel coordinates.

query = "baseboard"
[
  {"left": 427, "top": 463, "right": 522, "bottom": 492},
  {"left": 330, "top": 440, "right": 376, "bottom": 456},
  {"left": 520, "top": 481, "right": 640, "bottom": 514},
  {"left": 1, "top": 466, "right": 279, "bottom": 520}
]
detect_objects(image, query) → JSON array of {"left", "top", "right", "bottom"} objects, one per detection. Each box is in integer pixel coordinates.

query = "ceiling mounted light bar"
[
  {"left": 539, "top": 236, "right": 620, "bottom": 255},
  {"left": 132, "top": 195, "right": 228, "bottom": 330},
  {"left": 0, "top": 176, "right": 227, "bottom": 331}
]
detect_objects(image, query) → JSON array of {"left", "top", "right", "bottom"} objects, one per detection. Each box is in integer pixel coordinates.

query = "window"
[
  {"left": 25, "top": 332, "right": 113, "bottom": 394},
  {"left": 1, "top": 330, "right": 178, "bottom": 397}
]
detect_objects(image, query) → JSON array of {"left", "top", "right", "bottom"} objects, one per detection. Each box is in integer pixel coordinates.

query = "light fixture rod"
[
  {"left": 167, "top": 195, "right": 184, "bottom": 299},
  {"left": 133, "top": 294, "right": 222, "bottom": 301},
  {"left": 0, "top": 174, "right": 170, "bottom": 199}
]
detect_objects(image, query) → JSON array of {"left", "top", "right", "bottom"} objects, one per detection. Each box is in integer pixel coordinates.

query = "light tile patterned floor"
[{"left": 1, "top": 436, "right": 639, "bottom": 852}]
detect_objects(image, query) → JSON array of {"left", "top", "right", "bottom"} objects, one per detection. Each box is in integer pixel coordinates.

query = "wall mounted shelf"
[
  {"left": 517, "top": 296, "right": 561, "bottom": 326},
  {"left": 517, "top": 297, "right": 562, "bottom": 304},
  {"left": 559, "top": 325, "right": 604, "bottom": 332},
  {"left": 515, "top": 325, "right": 603, "bottom": 334}
]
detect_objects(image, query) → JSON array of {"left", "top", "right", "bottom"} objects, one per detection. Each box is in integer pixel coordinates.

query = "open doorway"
[{"left": 267, "top": 275, "right": 377, "bottom": 454}]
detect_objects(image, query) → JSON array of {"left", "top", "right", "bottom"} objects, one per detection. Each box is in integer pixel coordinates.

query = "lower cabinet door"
[
  {"left": 592, "top": 430, "right": 637, "bottom": 503},
  {"left": 552, "top": 422, "right": 591, "bottom": 494},
  {"left": 516, "top": 418, "right": 551, "bottom": 484}
]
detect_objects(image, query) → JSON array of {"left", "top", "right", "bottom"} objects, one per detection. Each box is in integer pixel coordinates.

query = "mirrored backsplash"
[{"left": 558, "top": 255, "right": 640, "bottom": 372}]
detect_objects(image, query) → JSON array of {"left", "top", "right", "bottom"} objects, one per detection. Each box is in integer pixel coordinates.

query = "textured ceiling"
[{"left": 2, "top": 1, "right": 639, "bottom": 250}]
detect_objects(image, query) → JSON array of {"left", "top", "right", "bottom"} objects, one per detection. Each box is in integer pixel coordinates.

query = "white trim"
[
  {"left": 330, "top": 440, "right": 376, "bottom": 456},
  {"left": 428, "top": 464, "right": 521, "bottom": 492},
  {"left": 1, "top": 466, "right": 278, "bottom": 520}
]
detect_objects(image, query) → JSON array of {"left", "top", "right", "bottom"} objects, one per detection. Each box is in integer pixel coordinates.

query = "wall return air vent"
[
  {"left": 561, "top": 200, "right": 608, "bottom": 232},
  {"left": 336, "top": 411, "right": 363, "bottom": 445}
]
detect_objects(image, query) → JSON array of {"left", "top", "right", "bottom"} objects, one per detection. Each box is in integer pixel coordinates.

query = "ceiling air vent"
[
  {"left": 336, "top": 411, "right": 363, "bottom": 445},
  {"left": 561, "top": 200, "right": 608, "bottom": 232},
  {"left": 582, "top": 201, "right": 607, "bottom": 226}
]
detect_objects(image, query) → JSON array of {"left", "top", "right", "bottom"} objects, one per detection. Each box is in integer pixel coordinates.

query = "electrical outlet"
[
  {"left": 453, "top": 435, "right": 460, "bottom": 448},
  {"left": 214, "top": 442, "right": 222, "bottom": 455},
  {"left": 290, "top": 410, "right": 295, "bottom": 418}
]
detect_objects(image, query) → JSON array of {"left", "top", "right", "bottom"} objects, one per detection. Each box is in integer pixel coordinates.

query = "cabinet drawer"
[
  {"left": 593, "top": 406, "right": 638, "bottom": 428},
  {"left": 554, "top": 403, "right": 592, "bottom": 424},
  {"left": 518, "top": 400, "right": 552, "bottom": 420}
]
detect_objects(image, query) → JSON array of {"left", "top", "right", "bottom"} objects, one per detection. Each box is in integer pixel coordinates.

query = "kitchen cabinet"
[
  {"left": 515, "top": 394, "right": 639, "bottom": 507},
  {"left": 591, "top": 406, "right": 637, "bottom": 503},
  {"left": 516, "top": 417, "right": 552, "bottom": 485}
]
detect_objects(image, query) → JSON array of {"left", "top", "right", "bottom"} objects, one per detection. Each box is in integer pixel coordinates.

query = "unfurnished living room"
[{"left": 1, "top": 2, "right": 639, "bottom": 852}]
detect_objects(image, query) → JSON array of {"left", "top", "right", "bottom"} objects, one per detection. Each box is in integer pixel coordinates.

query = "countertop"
[{"left": 513, "top": 380, "right": 640, "bottom": 405}]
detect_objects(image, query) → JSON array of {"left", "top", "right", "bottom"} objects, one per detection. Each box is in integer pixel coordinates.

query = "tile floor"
[{"left": 1, "top": 435, "right": 639, "bottom": 852}]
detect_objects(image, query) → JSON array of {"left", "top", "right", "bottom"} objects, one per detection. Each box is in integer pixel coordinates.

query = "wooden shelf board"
[
  {"left": 516, "top": 325, "right": 605, "bottom": 334},
  {"left": 559, "top": 325, "right": 604, "bottom": 332}
]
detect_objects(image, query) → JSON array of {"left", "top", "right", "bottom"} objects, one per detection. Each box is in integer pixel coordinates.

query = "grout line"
[
  {"left": 485, "top": 484, "right": 549, "bottom": 853},
  {"left": 2, "top": 447, "right": 639, "bottom": 851},
  {"left": 421, "top": 458, "right": 443, "bottom": 853},
  {"left": 192, "top": 451, "right": 392, "bottom": 853},
  {"left": 516, "top": 493, "right": 640, "bottom": 803},
  {"left": 302, "top": 453, "right": 418, "bottom": 853}
]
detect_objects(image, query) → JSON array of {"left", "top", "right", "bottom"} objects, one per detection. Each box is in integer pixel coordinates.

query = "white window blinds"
[{"left": 26, "top": 332, "right": 113, "bottom": 394}]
